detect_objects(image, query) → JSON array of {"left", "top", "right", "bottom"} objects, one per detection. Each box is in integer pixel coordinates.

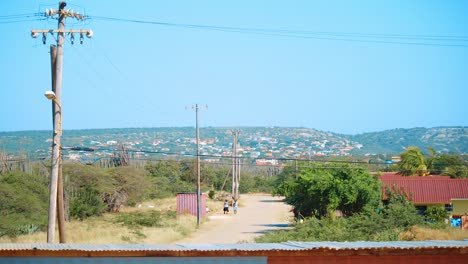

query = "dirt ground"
[{"left": 175, "top": 194, "right": 293, "bottom": 244}]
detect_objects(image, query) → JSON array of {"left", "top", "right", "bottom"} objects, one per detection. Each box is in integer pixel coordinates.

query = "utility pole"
[
  {"left": 188, "top": 104, "right": 207, "bottom": 226},
  {"left": 50, "top": 44, "right": 65, "bottom": 243},
  {"left": 32, "top": 1, "right": 92, "bottom": 243},
  {"left": 231, "top": 130, "right": 240, "bottom": 201}
]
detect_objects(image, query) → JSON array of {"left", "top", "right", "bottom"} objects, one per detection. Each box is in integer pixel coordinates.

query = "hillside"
[
  {"left": 0, "top": 126, "right": 466, "bottom": 160},
  {"left": 349, "top": 127, "right": 467, "bottom": 154}
]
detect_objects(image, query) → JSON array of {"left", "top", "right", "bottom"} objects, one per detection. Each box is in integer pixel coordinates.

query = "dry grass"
[
  {"left": 400, "top": 225, "right": 468, "bottom": 241},
  {"left": 0, "top": 197, "right": 201, "bottom": 244},
  {"left": 0, "top": 196, "right": 227, "bottom": 244},
  {"left": 0, "top": 216, "right": 195, "bottom": 244}
]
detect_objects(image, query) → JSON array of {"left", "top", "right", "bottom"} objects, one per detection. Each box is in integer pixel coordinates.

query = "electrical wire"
[
  {"left": 2, "top": 11, "right": 467, "bottom": 46},
  {"left": 0, "top": 13, "right": 41, "bottom": 19},
  {"left": 87, "top": 15, "right": 468, "bottom": 48},
  {"left": 0, "top": 18, "right": 46, "bottom": 24},
  {"left": 0, "top": 12, "right": 45, "bottom": 25},
  {"left": 58, "top": 145, "right": 468, "bottom": 167},
  {"left": 4, "top": 147, "right": 467, "bottom": 171}
]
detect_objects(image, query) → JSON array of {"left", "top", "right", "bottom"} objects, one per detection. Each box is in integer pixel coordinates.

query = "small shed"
[{"left": 177, "top": 193, "right": 207, "bottom": 218}]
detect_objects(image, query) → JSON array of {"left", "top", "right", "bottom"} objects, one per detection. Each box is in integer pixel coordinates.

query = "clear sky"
[{"left": 1, "top": 0, "right": 467, "bottom": 135}]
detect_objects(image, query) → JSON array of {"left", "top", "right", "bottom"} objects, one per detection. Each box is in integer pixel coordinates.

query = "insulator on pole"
[
  {"left": 80, "top": 33, "right": 84, "bottom": 44},
  {"left": 42, "top": 33, "right": 47, "bottom": 44},
  {"left": 70, "top": 33, "right": 74, "bottom": 45},
  {"left": 45, "top": 8, "right": 57, "bottom": 17}
]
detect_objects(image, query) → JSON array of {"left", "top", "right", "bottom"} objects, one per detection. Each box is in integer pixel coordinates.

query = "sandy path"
[{"left": 175, "top": 194, "right": 293, "bottom": 244}]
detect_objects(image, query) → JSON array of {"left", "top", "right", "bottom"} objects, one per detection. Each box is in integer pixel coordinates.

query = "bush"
[
  {"left": 208, "top": 190, "right": 215, "bottom": 199},
  {"left": 383, "top": 186, "right": 424, "bottom": 229},
  {"left": 116, "top": 211, "right": 164, "bottom": 228},
  {"left": 274, "top": 163, "right": 381, "bottom": 218},
  {"left": 115, "top": 210, "right": 177, "bottom": 229},
  {"left": 0, "top": 171, "right": 48, "bottom": 237},
  {"left": 258, "top": 183, "right": 424, "bottom": 243},
  {"left": 69, "top": 185, "right": 107, "bottom": 220},
  {"left": 425, "top": 206, "right": 448, "bottom": 223}
]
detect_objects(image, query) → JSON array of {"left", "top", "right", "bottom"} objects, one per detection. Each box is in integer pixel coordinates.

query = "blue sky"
[{"left": 1, "top": 0, "right": 467, "bottom": 135}]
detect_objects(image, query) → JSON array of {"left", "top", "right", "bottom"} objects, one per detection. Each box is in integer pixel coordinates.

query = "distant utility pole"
[
  {"left": 187, "top": 104, "right": 207, "bottom": 226},
  {"left": 231, "top": 130, "right": 241, "bottom": 201},
  {"left": 31, "top": 1, "right": 93, "bottom": 244}
]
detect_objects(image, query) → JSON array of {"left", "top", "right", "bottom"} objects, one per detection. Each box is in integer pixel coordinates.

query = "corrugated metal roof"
[
  {"left": 379, "top": 174, "right": 468, "bottom": 204},
  {"left": 1, "top": 240, "right": 467, "bottom": 252}
]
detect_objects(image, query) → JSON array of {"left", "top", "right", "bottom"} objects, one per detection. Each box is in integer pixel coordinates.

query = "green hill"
[{"left": 0, "top": 126, "right": 466, "bottom": 157}]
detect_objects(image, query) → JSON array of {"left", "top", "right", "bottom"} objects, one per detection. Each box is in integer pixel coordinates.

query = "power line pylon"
[{"left": 31, "top": 1, "right": 93, "bottom": 244}]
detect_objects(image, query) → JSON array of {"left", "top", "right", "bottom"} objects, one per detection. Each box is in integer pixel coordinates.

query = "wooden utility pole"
[
  {"left": 188, "top": 104, "right": 207, "bottom": 226},
  {"left": 50, "top": 44, "right": 66, "bottom": 243},
  {"left": 231, "top": 130, "right": 240, "bottom": 201},
  {"left": 32, "top": 1, "right": 92, "bottom": 243},
  {"left": 46, "top": 1, "right": 66, "bottom": 244}
]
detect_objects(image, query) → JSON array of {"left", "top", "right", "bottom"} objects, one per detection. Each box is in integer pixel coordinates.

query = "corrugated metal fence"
[{"left": 176, "top": 193, "right": 207, "bottom": 218}]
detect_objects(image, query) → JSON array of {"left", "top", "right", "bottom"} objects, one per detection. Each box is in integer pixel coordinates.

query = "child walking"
[
  {"left": 233, "top": 200, "right": 238, "bottom": 214},
  {"left": 223, "top": 200, "right": 229, "bottom": 214}
]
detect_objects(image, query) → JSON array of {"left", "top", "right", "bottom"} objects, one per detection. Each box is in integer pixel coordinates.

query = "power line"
[
  {"left": 4, "top": 151, "right": 468, "bottom": 171},
  {"left": 0, "top": 18, "right": 46, "bottom": 24},
  {"left": 58, "top": 146, "right": 392, "bottom": 165},
  {"left": 0, "top": 12, "right": 44, "bottom": 24},
  {"left": 2, "top": 11, "right": 467, "bottom": 46},
  {"left": 0, "top": 13, "right": 41, "bottom": 19},
  {"left": 86, "top": 15, "right": 468, "bottom": 47}
]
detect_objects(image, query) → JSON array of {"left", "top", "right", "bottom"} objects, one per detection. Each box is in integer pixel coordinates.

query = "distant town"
[{"left": 1, "top": 126, "right": 466, "bottom": 166}]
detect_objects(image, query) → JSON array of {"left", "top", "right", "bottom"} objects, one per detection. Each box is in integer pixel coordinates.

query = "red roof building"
[{"left": 378, "top": 172, "right": 468, "bottom": 205}]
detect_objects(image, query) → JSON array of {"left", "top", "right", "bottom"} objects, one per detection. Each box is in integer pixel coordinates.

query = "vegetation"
[
  {"left": 0, "top": 171, "right": 49, "bottom": 237},
  {"left": 394, "top": 146, "right": 467, "bottom": 178},
  {"left": 428, "top": 153, "right": 468, "bottom": 178},
  {"left": 424, "top": 206, "right": 448, "bottom": 223},
  {"left": 0, "top": 197, "right": 201, "bottom": 244},
  {"left": 397, "top": 146, "right": 428, "bottom": 176},
  {"left": 0, "top": 157, "right": 275, "bottom": 238},
  {"left": 1, "top": 126, "right": 466, "bottom": 157},
  {"left": 258, "top": 162, "right": 463, "bottom": 243},
  {"left": 257, "top": 186, "right": 424, "bottom": 242},
  {"left": 349, "top": 126, "right": 467, "bottom": 154},
  {"left": 0, "top": 141, "right": 466, "bottom": 241},
  {"left": 274, "top": 163, "right": 381, "bottom": 218}
]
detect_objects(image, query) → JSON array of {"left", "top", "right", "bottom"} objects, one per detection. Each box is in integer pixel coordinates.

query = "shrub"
[
  {"left": 69, "top": 185, "right": 107, "bottom": 220},
  {"left": 0, "top": 171, "right": 48, "bottom": 237},
  {"left": 424, "top": 206, "right": 448, "bottom": 223},
  {"left": 115, "top": 211, "right": 166, "bottom": 228},
  {"left": 208, "top": 190, "right": 215, "bottom": 199}
]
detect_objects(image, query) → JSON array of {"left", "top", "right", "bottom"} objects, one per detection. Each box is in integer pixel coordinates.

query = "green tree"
[
  {"left": 383, "top": 186, "right": 423, "bottom": 229},
  {"left": 258, "top": 183, "right": 424, "bottom": 243},
  {"left": 425, "top": 146, "right": 437, "bottom": 173},
  {"left": 145, "top": 160, "right": 193, "bottom": 198},
  {"left": 397, "top": 146, "right": 428, "bottom": 176},
  {"left": 274, "top": 163, "right": 381, "bottom": 219},
  {"left": 64, "top": 163, "right": 154, "bottom": 217},
  {"left": 431, "top": 154, "right": 468, "bottom": 178}
]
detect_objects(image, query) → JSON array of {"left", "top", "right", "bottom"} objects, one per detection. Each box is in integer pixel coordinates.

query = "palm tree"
[{"left": 397, "top": 146, "right": 428, "bottom": 176}]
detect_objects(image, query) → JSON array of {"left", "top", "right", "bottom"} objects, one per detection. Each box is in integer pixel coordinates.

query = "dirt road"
[{"left": 175, "top": 194, "right": 293, "bottom": 244}]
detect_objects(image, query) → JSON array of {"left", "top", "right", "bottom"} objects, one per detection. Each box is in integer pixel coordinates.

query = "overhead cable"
[{"left": 87, "top": 15, "right": 468, "bottom": 47}]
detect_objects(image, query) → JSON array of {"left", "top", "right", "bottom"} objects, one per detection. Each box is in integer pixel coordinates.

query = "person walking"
[
  {"left": 223, "top": 199, "right": 229, "bottom": 214},
  {"left": 233, "top": 200, "right": 238, "bottom": 214}
]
